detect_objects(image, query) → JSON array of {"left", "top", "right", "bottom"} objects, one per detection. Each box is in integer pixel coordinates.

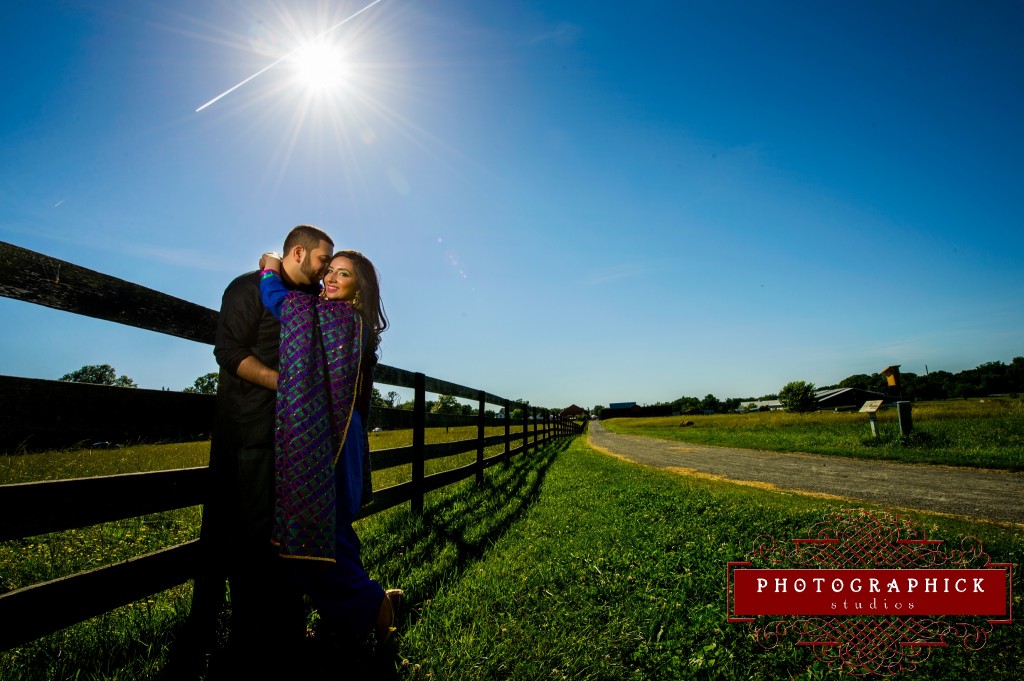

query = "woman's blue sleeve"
[{"left": 259, "top": 270, "right": 288, "bottom": 320}]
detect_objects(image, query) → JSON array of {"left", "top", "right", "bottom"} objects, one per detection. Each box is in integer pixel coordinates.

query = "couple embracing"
[{"left": 201, "top": 224, "right": 401, "bottom": 667}]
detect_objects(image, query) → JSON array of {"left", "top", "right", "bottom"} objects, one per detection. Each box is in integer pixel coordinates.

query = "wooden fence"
[{"left": 0, "top": 241, "right": 583, "bottom": 652}]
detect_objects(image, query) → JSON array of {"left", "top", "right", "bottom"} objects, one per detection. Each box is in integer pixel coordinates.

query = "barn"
[{"left": 741, "top": 388, "right": 893, "bottom": 412}]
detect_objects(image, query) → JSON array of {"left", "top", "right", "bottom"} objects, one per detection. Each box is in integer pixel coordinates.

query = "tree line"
[
  {"left": 825, "top": 357, "right": 1024, "bottom": 401},
  {"left": 56, "top": 365, "right": 552, "bottom": 421},
  {"left": 369, "top": 389, "right": 539, "bottom": 420},
  {"left": 58, "top": 356, "right": 1024, "bottom": 417},
  {"left": 599, "top": 356, "right": 1024, "bottom": 416},
  {"left": 58, "top": 365, "right": 219, "bottom": 394}
]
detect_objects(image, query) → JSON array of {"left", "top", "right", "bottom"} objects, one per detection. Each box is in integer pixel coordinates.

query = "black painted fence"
[{"left": 0, "top": 241, "right": 583, "bottom": 652}]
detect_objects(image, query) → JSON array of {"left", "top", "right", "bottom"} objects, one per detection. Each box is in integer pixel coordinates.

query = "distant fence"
[{"left": 0, "top": 241, "right": 583, "bottom": 652}]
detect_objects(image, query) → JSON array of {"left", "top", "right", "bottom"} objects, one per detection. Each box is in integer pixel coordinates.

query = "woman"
[{"left": 259, "top": 249, "right": 401, "bottom": 643}]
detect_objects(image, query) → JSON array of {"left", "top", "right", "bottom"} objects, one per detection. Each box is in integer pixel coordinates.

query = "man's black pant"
[{"left": 227, "top": 446, "right": 305, "bottom": 663}]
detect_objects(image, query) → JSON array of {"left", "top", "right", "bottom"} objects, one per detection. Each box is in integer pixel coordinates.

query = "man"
[{"left": 201, "top": 224, "right": 334, "bottom": 666}]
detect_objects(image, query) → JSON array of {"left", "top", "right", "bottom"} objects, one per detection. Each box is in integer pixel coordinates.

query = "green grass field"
[
  {"left": 601, "top": 398, "right": 1024, "bottom": 470},
  {"left": 2, "top": 425, "right": 1021, "bottom": 679},
  {"left": 384, "top": 439, "right": 1023, "bottom": 680},
  {"left": 0, "top": 426, "right": 539, "bottom": 679}
]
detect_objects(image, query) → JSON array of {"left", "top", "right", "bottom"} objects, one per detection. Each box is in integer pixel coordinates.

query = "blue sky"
[{"left": 2, "top": 0, "right": 1022, "bottom": 410}]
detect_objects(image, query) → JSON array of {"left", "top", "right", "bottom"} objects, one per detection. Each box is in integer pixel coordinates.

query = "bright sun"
[{"left": 292, "top": 42, "right": 347, "bottom": 92}]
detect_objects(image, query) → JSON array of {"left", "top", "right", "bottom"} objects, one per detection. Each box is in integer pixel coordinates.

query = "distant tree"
[
  {"left": 460, "top": 404, "right": 475, "bottom": 416},
  {"left": 972, "top": 361, "right": 1009, "bottom": 396},
  {"left": 1009, "top": 357, "right": 1024, "bottom": 395},
  {"left": 721, "top": 397, "right": 742, "bottom": 413},
  {"left": 509, "top": 400, "right": 530, "bottom": 421},
  {"left": 485, "top": 409, "right": 496, "bottom": 418},
  {"left": 673, "top": 396, "right": 701, "bottom": 414},
  {"left": 778, "top": 381, "right": 817, "bottom": 413},
  {"left": 59, "top": 363, "right": 137, "bottom": 388},
  {"left": 592, "top": 405, "right": 604, "bottom": 418},
  {"left": 183, "top": 372, "right": 218, "bottom": 394},
  {"left": 371, "top": 387, "right": 389, "bottom": 409},
  {"left": 838, "top": 374, "right": 883, "bottom": 392},
  {"left": 431, "top": 394, "right": 461, "bottom": 415},
  {"left": 700, "top": 394, "right": 721, "bottom": 413},
  {"left": 386, "top": 390, "right": 400, "bottom": 408},
  {"left": 918, "top": 370, "right": 954, "bottom": 400}
]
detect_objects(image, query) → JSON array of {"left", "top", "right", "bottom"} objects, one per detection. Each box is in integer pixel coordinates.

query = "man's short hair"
[{"left": 283, "top": 224, "right": 333, "bottom": 254}]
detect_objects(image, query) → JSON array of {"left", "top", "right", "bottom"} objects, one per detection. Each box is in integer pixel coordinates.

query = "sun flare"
[{"left": 292, "top": 42, "right": 348, "bottom": 92}]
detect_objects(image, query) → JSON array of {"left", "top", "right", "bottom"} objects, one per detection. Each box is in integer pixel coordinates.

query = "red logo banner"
[
  {"left": 726, "top": 510, "right": 1014, "bottom": 676},
  {"left": 731, "top": 568, "right": 1009, "bottom": 616}
]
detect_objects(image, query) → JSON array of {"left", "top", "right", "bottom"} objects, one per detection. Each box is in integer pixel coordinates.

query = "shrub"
[{"left": 779, "top": 380, "right": 816, "bottom": 413}]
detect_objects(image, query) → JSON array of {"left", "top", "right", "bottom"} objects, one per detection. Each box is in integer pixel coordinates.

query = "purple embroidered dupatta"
[{"left": 272, "top": 293, "right": 363, "bottom": 561}]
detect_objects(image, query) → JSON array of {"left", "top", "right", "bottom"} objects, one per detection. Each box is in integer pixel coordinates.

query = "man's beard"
[{"left": 300, "top": 252, "right": 322, "bottom": 284}]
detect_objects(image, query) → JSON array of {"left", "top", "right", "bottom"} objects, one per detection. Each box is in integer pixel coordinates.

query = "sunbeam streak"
[{"left": 195, "top": 0, "right": 387, "bottom": 112}]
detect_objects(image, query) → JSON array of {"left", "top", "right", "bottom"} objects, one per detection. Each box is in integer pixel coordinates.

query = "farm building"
[
  {"left": 740, "top": 387, "right": 892, "bottom": 412},
  {"left": 601, "top": 402, "right": 673, "bottom": 419},
  {"left": 740, "top": 399, "right": 784, "bottom": 411},
  {"left": 813, "top": 387, "right": 891, "bottom": 410},
  {"left": 560, "top": 404, "right": 587, "bottom": 418}
]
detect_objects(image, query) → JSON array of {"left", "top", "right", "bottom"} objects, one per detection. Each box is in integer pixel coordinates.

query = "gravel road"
[{"left": 588, "top": 421, "right": 1024, "bottom": 525}]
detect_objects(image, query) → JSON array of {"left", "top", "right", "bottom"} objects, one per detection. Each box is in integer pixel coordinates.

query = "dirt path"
[{"left": 588, "top": 421, "right": 1024, "bottom": 526}]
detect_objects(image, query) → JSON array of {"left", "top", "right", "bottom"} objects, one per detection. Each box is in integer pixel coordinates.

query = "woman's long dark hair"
[{"left": 334, "top": 250, "right": 388, "bottom": 355}]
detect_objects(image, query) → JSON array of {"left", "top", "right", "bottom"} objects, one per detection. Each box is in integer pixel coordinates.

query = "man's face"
[{"left": 299, "top": 240, "right": 334, "bottom": 285}]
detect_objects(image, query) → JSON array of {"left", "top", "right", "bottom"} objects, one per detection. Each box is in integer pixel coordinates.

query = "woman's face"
[{"left": 322, "top": 256, "right": 359, "bottom": 301}]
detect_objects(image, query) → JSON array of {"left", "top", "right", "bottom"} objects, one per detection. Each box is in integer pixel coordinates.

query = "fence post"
[
  {"left": 503, "top": 398, "right": 511, "bottom": 465},
  {"left": 532, "top": 406, "right": 538, "bottom": 449},
  {"left": 412, "top": 372, "right": 426, "bottom": 515},
  {"left": 476, "top": 390, "right": 485, "bottom": 484},
  {"left": 521, "top": 404, "right": 529, "bottom": 457}
]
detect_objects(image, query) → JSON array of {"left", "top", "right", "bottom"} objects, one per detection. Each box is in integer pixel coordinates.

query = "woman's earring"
[
  {"left": 319, "top": 287, "right": 328, "bottom": 299},
  {"left": 352, "top": 290, "right": 362, "bottom": 309}
]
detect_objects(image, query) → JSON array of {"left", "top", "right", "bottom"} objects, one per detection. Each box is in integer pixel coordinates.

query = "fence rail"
[{"left": 0, "top": 241, "right": 583, "bottom": 652}]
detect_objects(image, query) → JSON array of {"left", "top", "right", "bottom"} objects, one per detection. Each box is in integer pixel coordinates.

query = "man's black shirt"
[{"left": 213, "top": 270, "right": 282, "bottom": 448}]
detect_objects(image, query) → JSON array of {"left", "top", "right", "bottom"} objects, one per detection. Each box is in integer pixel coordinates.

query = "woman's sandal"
[{"left": 375, "top": 589, "right": 403, "bottom": 643}]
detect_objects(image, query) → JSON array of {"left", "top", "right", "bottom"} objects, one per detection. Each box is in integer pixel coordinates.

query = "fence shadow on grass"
[
  {"left": 358, "top": 438, "right": 570, "bottom": 678},
  {"left": 370, "top": 437, "right": 569, "bottom": 595}
]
